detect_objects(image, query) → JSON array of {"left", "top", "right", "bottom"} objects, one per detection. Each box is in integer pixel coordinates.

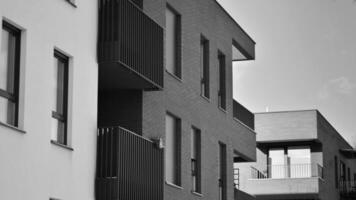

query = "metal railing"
[
  {"left": 250, "top": 164, "right": 324, "bottom": 179},
  {"left": 98, "top": 0, "right": 164, "bottom": 88},
  {"left": 340, "top": 181, "right": 356, "bottom": 197},
  {"left": 233, "top": 167, "right": 240, "bottom": 189},
  {"left": 251, "top": 167, "right": 267, "bottom": 179},
  {"left": 95, "top": 126, "right": 164, "bottom": 200}
]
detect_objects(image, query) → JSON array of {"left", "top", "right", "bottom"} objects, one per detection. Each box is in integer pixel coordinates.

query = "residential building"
[
  {"left": 0, "top": 0, "right": 97, "bottom": 200},
  {"left": 0, "top": 0, "right": 258, "bottom": 200},
  {"left": 237, "top": 110, "right": 356, "bottom": 200},
  {"left": 97, "top": 0, "right": 257, "bottom": 199}
]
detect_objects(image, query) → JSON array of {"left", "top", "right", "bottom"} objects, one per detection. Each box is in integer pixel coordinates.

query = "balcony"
[
  {"left": 340, "top": 181, "right": 356, "bottom": 199},
  {"left": 95, "top": 126, "right": 164, "bottom": 200},
  {"left": 233, "top": 100, "right": 254, "bottom": 130},
  {"left": 244, "top": 164, "right": 323, "bottom": 199},
  {"left": 98, "top": 0, "right": 164, "bottom": 90}
]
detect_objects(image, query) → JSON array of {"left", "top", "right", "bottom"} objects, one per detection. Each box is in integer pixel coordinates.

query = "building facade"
[
  {"left": 0, "top": 0, "right": 257, "bottom": 200},
  {"left": 237, "top": 110, "right": 356, "bottom": 200},
  {"left": 97, "top": 0, "right": 257, "bottom": 200}
]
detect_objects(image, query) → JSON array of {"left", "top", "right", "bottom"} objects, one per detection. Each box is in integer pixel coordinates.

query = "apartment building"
[
  {"left": 0, "top": 0, "right": 257, "bottom": 200},
  {"left": 96, "top": 0, "right": 257, "bottom": 199},
  {"left": 0, "top": 0, "right": 98, "bottom": 200},
  {"left": 237, "top": 110, "right": 356, "bottom": 200}
]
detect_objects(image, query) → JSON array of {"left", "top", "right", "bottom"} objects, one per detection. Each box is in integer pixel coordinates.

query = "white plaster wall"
[{"left": 0, "top": 0, "right": 97, "bottom": 199}]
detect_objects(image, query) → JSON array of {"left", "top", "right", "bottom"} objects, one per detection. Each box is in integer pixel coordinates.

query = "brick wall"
[{"left": 140, "top": 0, "right": 256, "bottom": 200}]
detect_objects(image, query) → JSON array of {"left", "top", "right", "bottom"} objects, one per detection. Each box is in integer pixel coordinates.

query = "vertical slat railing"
[
  {"left": 98, "top": 0, "right": 164, "bottom": 88},
  {"left": 95, "top": 126, "right": 164, "bottom": 200}
]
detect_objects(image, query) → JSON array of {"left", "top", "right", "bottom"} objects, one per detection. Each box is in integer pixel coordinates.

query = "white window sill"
[{"left": 0, "top": 121, "right": 26, "bottom": 134}]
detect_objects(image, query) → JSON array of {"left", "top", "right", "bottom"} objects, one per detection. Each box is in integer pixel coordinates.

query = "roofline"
[
  {"left": 214, "top": 0, "right": 256, "bottom": 45},
  {"left": 255, "top": 109, "right": 354, "bottom": 149},
  {"left": 255, "top": 109, "right": 318, "bottom": 115},
  {"left": 316, "top": 110, "right": 354, "bottom": 149}
]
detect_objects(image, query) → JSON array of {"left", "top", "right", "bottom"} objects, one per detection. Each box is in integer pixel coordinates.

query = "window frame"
[
  {"left": 0, "top": 21, "right": 21, "bottom": 127},
  {"left": 165, "top": 4, "right": 182, "bottom": 79},
  {"left": 217, "top": 51, "right": 226, "bottom": 110},
  {"left": 218, "top": 142, "right": 227, "bottom": 200},
  {"left": 165, "top": 112, "right": 182, "bottom": 186},
  {"left": 191, "top": 126, "right": 202, "bottom": 194},
  {"left": 200, "top": 35, "right": 210, "bottom": 99},
  {"left": 52, "top": 50, "right": 69, "bottom": 145}
]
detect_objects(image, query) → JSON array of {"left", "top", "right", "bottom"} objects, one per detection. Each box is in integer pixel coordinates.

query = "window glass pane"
[
  {"left": 51, "top": 118, "right": 66, "bottom": 144},
  {"left": 165, "top": 8, "right": 176, "bottom": 75},
  {"left": 191, "top": 128, "right": 196, "bottom": 159},
  {"left": 51, "top": 58, "right": 58, "bottom": 112},
  {"left": 288, "top": 147, "right": 311, "bottom": 177},
  {"left": 0, "top": 29, "right": 16, "bottom": 93},
  {"left": 52, "top": 56, "right": 66, "bottom": 115},
  {"left": 0, "top": 29, "right": 9, "bottom": 91},
  {"left": 51, "top": 117, "right": 58, "bottom": 141},
  {"left": 0, "top": 96, "right": 16, "bottom": 125},
  {"left": 200, "top": 41, "right": 205, "bottom": 95},
  {"left": 165, "top": 114, "right": 177, "bottom": 184},
  {"left": 269, "top": 149, "right": 285, "bottom": 178},
  {"left": 56, "top": 59, "right": 65, "bottom": 114}
]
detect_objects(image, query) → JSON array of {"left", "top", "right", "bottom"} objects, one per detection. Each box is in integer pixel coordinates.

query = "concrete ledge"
[{"left": 245, "top": 177, "right": 320, "bottom": 197}]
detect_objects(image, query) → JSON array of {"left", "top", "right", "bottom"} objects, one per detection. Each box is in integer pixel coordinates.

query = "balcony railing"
[
  {"left": 233, "top": 100, "right": 254, "bottom": 130},
  {"left": 250, "top": 164, "right": 323, "bottom": 179},
  {"left": 98, "top": 0, "right": 164, "bottom": 89},
  {"left": 340, "top": 181, "right": 356, "bottom": 198},
  {"left": 95, "top": 126, "right": 164, "bottom": 200}
]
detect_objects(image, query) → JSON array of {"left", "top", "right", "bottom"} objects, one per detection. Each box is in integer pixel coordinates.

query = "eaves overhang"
[
  {"left": 257, "top": 139, "right": 322, "bottom": 152},
  {"left": 340, "top": 149, "right": 356, "bottom": 159}
]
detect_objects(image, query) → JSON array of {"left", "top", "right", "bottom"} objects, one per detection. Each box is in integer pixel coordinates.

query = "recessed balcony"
[{"left": 98, "top": 0, "right": 164, "bottom": 90}]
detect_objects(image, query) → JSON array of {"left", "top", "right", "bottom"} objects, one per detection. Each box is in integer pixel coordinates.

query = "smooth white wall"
[{"left": 0, "top": 0, "right": 97, "bottom": 199}]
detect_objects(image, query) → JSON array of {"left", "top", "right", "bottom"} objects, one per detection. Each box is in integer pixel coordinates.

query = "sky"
[{"left": 218, "top": 0, "right": 356, "bottom": 147}]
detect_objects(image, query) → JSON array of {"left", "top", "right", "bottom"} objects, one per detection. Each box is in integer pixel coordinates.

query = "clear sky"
[{"left": 218, "top": 0, "right": 356, "bottom": 147}]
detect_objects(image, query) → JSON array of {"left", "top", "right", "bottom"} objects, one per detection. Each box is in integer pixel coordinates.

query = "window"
[
  {"left": 165, "top": 113, "right": 181, "bottom": 186},
  {"left": 51, "top": 50, "right": 69, "bottom": 145},
  {"left": 191, "top": 127, "right": 201, "bottom": 193},
  {"left": 335, "top": 156, "right": 339, "bottom": 188},
  {"left": 218, "top": 142, "right": 227, "bottom": 200},
  {"left": 165, "top": 5, "right": 181, "bottom": 78},
  {"left": 0, "top": 21, "right": 21, "bottom": 127},
  {"left": 200, "top": 36, "right": 209, "bottom": 98},
  {"left": 218, "top": 51, "right": 226, "bottom": 110},
  {"left": 340, "top": 161, "right": 346, "bottom": 182}
]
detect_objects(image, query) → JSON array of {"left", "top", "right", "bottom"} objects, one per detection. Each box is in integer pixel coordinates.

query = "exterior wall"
[
  {"left": 255, "top": 110, "right": 318, "bottom": 142},
  {"left": 316, "top": 112, "right": 356, "bottom": 200},
  {"left": 140, "top": 0, "right": 257, "bottom": 200},
  {"left": 0, "top": 0, "right": 97, "bottom": 200}
]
